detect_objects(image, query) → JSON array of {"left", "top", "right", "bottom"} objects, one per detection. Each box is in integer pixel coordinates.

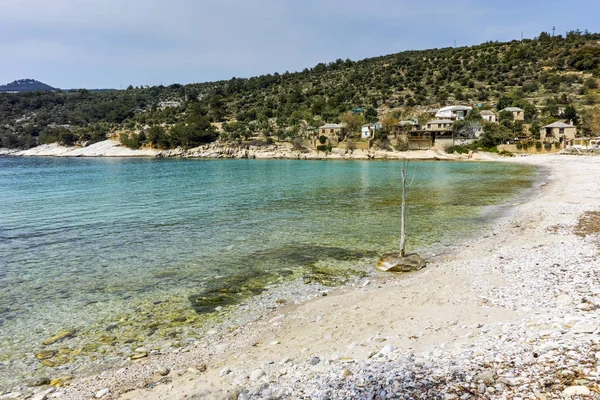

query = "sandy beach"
[{"left": 6, "top": 154, "right": 600, "bottom": 400}]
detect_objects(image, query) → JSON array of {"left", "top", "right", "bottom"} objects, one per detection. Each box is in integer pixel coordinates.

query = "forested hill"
[
  {"left": 1, "top": 30, "right": 600, "bottom": 149},
  {"left": 0, "top": 79, "right": 57, "bottom": 93}
]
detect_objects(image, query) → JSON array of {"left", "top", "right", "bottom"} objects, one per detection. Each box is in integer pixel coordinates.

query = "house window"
[
  {"left": 321, "top": 129, "right": 325, "bottom": 134},
  {"left": 330, "top": 129, "right": 334, "bottom": 134},
  {"left": 559, "top": 128, "right": 565, "bottom": 134}
]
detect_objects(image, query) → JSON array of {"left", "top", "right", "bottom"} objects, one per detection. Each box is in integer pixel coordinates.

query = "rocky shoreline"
[
  {"left": 0, "top": 140, "right": 503, "bottom": 161},
  {"left": 3, "top": 155, "right": 600, "bottom": 400}
]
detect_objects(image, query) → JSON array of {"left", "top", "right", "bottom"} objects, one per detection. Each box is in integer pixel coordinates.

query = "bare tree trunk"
[{"left": 399, "top": 162, "right": 407, "bottom": 257}]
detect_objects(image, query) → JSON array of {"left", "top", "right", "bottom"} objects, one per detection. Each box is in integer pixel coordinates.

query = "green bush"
[
  {"left": 516, "top": 143, "right": 523, "bottom": 150},
  {"left": 544, "top": 142, "right": 552, "bottom": 150},
  {"left": 555, "top": 142, "right": 562, "bottom": 149},
  {"left": 319, "top": 135, "right": 327, "bottom": 144},
  {"left": 535, "top": 141, "right": 542, "bottom": 150},
  {"left": 446, "top": 145, "right": 469, "bottom": 154},
  {"left": 316, "top": 144, "right": 331, "bottom": 152}
]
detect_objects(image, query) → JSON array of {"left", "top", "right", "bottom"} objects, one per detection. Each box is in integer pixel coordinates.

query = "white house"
[
  {"left": 361, "top": 122, "right": 382, "bottom": 139},
  {"left": 435, "top": 105, "right": 472, "bottom": 120}
]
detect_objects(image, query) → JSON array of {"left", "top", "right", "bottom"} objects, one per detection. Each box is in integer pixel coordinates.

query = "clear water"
[{"left": 0, "top": 157, "right": 538, "bottom": 387}]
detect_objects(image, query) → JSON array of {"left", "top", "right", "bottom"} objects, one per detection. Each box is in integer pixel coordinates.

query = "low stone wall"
[
  {"left": 498, "top": 144, "right": 562, "bottom": 154},
  {"left": 338, "top": 141, "right": 370, "bottom": 151}
]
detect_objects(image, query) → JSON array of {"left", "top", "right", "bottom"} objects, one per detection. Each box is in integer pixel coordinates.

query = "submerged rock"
[
  {"left": 376, "top": 253, "right": 426, "bottom": 272},
  {"left": 42, "top": 329, "right": 75, "bottom": 346},
  {"left": 35, "top": 350, "right": 56, "bottom": 360}
]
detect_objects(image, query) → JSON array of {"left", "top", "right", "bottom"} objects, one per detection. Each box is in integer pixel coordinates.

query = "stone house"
[
  {"left": 540, "top": 121, "right": 577, "bottom": 144},
  {"left": 319, "top": 124, "right": 343, "bottom": 136},
  {"left": 500, "top": 107, "right": 525, "bottom": 121},
  {"left": 480, "top": 110, "right": 497, "bottom": 123},
  {"left": 425, "top": 119, "right": 453, "bottom": 131}
]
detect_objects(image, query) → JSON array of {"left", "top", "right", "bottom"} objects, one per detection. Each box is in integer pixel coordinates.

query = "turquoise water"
[{"left": 0, "top": 157, "right": 537, "bottom": 387}]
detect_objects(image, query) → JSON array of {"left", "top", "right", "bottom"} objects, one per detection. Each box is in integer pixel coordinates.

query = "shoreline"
[
  {"left": 0, "top": 140, "right": 507, "bottom": 161},
  {"left": 6, "top": 154, "right": 600, "bottom": 400}
]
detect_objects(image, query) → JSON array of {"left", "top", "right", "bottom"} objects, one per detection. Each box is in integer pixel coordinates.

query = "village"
[{"left": 301, "top": 104, "right": 600, "bottom": 154}]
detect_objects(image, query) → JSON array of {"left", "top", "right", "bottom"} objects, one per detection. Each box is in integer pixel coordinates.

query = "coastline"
[
  {"left": 0, "top": 140, "right": 506, "bottom": 161},
  {"left": 19, "top": 156, "right": 600, "bottom": 399},
  {"left": 6, "top": 154, "right": 600, "bottom": 400}
]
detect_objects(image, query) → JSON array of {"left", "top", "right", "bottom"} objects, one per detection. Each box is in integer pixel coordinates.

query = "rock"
[
  {"left": 36, "top": 350, "right": 56, "bottom": 360},
  {"left": 341, "top": 369, "right": 353, "bottom": 378},
  {"left": 220, "top": 366, "right": 232, "bottom": 377},
  {"left": 270, "top": 340, "right": 280, "bottom": 345},
  {"left": 380, "top": 345, "right": 396, "bottom": 355},
  {"left": 0, "top": 393, "right": 21, "bottom": 400},
  {"left": 31, "top": 388, "right": 55, "bottom": 400},
  {"left": 376, "top": 253, "right": 426, "bottom": 272},
  {"left": 309, "top": 357, "right": 321, "bottom": 365},
  {"left": 562, "top": 386, "right": 591, "bottom": 396},
  {"left": 572, "top": 321, "right": 596, "bottom": 334},
  {"left": 95, "top": 388, "right": 110, "bottom": 398},
  {"left": 474, "top": 369, "right": 496, "bottom": 385},
  {"left": 556, "top": 294, "right": 572, "bottom": 305},
  {"left": 42, "top": 330, "right": 75, "bottom": 346},
  {"left": 577, "top": 303, "right": 597, "bottom": 311},
  {"left": 279, "top": 357, "right": 292, "bottom": 365},
  {"left": 249, "top": 369, "right": 266, "bottom": 381},
  {"left": 130, "top": 352, "right": 148, "bottom": 360},
  {"left": 28, "top": 377, "right": 51, "bottom": 386},
  {"left": 156, "top": 365, "right": 170, "bottom": 376},
  {"left": 49, "top": 375, "right": 72, "bottom": 387}
]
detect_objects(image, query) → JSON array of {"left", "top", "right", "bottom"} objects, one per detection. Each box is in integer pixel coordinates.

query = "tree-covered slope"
[{"left": 1, "top": 30, "right": 600, "bottom": 149}]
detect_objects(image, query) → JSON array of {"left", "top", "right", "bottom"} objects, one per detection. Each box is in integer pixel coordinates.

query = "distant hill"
[{"left": 0, "top": 79, "right": 57, "bottom": 92}]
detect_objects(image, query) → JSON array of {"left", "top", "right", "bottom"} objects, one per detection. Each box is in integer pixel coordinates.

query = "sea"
[{"left": 0, "top": 157, "right": 539, "bottom": 388}]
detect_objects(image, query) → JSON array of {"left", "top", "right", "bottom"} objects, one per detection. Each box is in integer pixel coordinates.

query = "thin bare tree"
[{"left": 399, "top": 158, "right": 416, "bottom": 257}]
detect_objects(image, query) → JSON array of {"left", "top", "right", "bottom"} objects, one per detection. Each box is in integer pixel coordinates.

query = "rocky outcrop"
[{"left": 0, "top": 140, "right": 504, "bottom": 161}]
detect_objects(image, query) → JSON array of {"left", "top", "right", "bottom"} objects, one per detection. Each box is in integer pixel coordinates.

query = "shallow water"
[{"left": 0, "top": 157, "right": 538, "bottom": 387}]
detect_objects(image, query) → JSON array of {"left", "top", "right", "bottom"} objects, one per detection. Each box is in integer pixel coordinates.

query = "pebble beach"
[{"left": 4, "top": 154, "right": 600, "bottom": 400}]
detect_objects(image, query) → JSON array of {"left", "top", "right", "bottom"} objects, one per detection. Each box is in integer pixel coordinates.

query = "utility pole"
[
  {"left": 521, "top": 31, "right": 523, "bottom": 42},
  {"left": 552, "top": 26, "right": 556, "bottom": 37},
  {"left": 454, "top": 40, "right": 456, "bottom": 48}
]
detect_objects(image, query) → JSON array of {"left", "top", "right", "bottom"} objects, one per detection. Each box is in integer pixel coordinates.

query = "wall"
[
  {"left": 498, "top": 144, "right": 562, "bottom": 154},
  {"left": 338, "top": 141, "right": 370, "bottom": 150}
]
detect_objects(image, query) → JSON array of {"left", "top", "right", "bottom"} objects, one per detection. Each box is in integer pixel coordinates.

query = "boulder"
[{"left": 376, "top": 253, "right": 426, "bottom": 272}]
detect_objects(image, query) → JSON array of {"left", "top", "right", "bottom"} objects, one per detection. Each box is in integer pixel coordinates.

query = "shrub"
[
  {"left": 316, "top": 144, "right": 332, "bottom": 152},
  {"left": 319, "top": 135, "right": 327, "bottom": 144},
  {"left": 555, "top": 142, "right": 562, "bottom": 149},
  {"left": 544, "top": 142, "right": 552, "bottom": 150},
  {"left": 535, "top": 141, "right": 543, "bottom": 150},
  {"left": 446, "top": 145, "right": 469, "bottom": 154},
  {"left": 516, "top": 143, "right": 523, "bottom": 150}
]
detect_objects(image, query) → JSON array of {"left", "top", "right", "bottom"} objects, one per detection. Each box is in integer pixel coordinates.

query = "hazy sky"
[{"left": 0, "top": 0, "right": 598, "bottom": 89}]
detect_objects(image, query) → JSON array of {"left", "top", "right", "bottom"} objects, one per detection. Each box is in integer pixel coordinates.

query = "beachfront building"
[
  {"left": 361, "top": 122, "right": 382, "bottom": 139},
  {"left": 480, "top": 110, "right": 497, "bottom": 123},
  {"left": 425, "top": 119, "right": 454, "bottom": 131},
  {"left": 319, "top": 123, "right": 343, "bottom": 136},
  {"left": 540, "top": 121, "right": 577, "bottom": 145},
  {"left": 435, "top": 105, "right": 472, "bottom": 120},
  {"left": 500, "top": 107, "right": 525, "bottom": 121}
]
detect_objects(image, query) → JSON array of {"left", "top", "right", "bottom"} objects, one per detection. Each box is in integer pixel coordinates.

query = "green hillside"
[{"left": 1, "top": 30, "right": 600, "bottom": 149}]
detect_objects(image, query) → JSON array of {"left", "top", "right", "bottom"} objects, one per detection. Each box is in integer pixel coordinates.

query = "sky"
[{"left": 0, "top": 0, "right": 598, "bottom": 89}]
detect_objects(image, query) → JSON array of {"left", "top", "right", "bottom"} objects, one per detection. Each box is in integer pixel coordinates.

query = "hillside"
[
  {"left": 0, "top": 79, "right": 57, "bottom": 93},
  {"left": 1, "top": 30, "right": 600, "bottom": 149}
]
